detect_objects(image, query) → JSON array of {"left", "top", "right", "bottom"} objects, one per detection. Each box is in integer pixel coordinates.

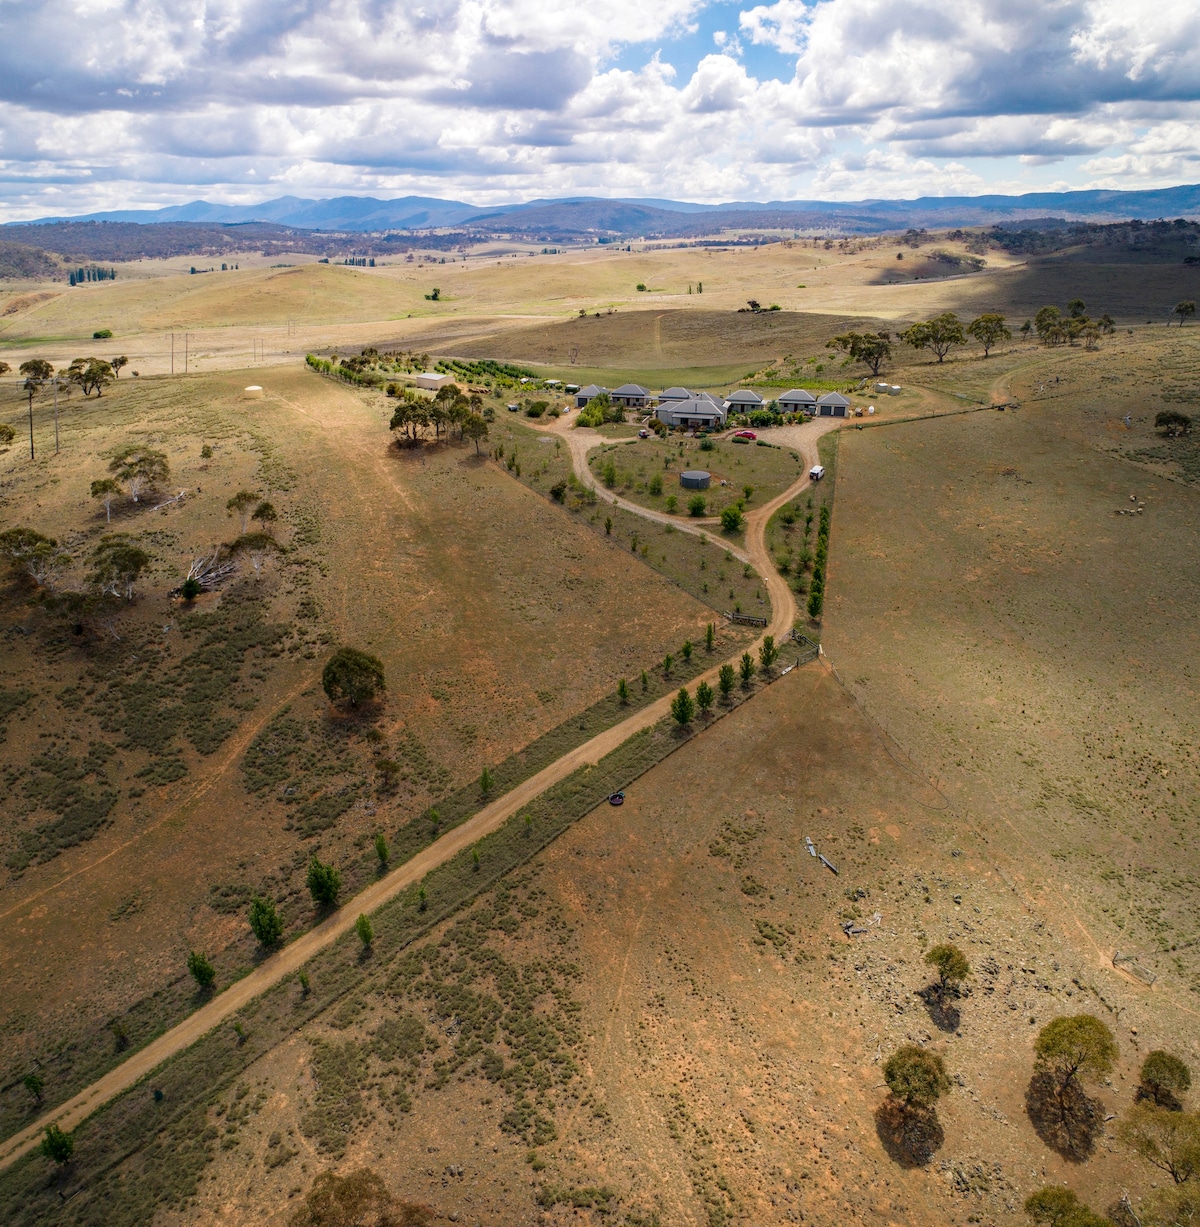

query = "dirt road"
[{"left": 0, "top": 416, "right": 837, "bottom": 1173}]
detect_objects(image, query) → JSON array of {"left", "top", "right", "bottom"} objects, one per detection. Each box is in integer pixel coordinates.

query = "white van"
[{"left": 809, "top": 464, "right": 826, "bottom": 481}]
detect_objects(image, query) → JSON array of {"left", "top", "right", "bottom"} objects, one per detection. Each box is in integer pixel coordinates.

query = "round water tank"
[
  {"left": 243, "top": 385, "right": 264, "bottom": 399},
  {"left": 680, "top": 470, "right": 711, "bottom": 490}
]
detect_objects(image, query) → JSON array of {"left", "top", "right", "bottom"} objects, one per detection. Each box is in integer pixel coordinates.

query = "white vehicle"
[{"left": 809, "top": 464, "right": 826, "bottom": 481}]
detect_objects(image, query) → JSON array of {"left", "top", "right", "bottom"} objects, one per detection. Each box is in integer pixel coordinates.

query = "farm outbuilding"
[
  {"left": 575, "top": 384, "right": 609, "bottom": 407},
  {"left": 415, "top": 372, "right": 454, "bottom": 390},
  {"left": 778, "top": 388, "right": 817, "bottom": 413},
  {"left": 680, "top": 470, "right": 711, "bottom": 490},
  {"left": 817, "top": 392, "right": 851, "bottom": 417}
]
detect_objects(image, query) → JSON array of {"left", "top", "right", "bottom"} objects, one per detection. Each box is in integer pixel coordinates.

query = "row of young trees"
[{"left": 806, "top": 503, "right": 831, "bottom": 620}]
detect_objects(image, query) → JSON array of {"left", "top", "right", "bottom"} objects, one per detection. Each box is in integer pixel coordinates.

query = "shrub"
[
  {"left": 306, "top": 856, "right": 342, "bottom": 907},
  {"left": 93, "top": 328, "right": 113, "bottom": 339},
  {"left": 249, "top": 895, "right": 284, "bottom": 946},
  {"left": 187, "top": 950, "right": 216, "bottom": 990},
  {"left": 648, "top": 472, "right": 663, "bottom": 496},
  {"left": 355, "top": 913, "right": 374, "bottom": 946},
  {"left": 40, "top": 1123, "right": 74, "bottom": 1165},
  {"left": 375, "top": 831, "right": 390, "bottom": 867},
  {"left": 1141, "top": 1051, "right": 1192, "bottom": 1107},
  {"left": 322, "top": 647, "right": 386, "bottom": 707},
  {"left": 617, "top": 678, "right": 629, "bottom": 704},
  {"left": 665, "top": 495, "right": 678, "bottom": 513},
  {"left": 721, "top": 506, "right": 744, "bottom": 532},
  {"left": 1116, "top": 1104, "right": 1200, "bottom": 1185},
  {"left": 688, "top": 493, "right": 706, "bottom": 516},
  {"left": 1024, "top": 1186, "right": 1107, "bottom": 1226},
  {"left": 740, "top": 652, "right": 756, "bottom": 686},
  {"left": 925, "top": 943, "right": 970, "bottom": 1001}
]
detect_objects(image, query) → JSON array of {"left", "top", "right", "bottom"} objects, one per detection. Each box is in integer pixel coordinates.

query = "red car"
[{"left": 733, "top": 429, "right": 757, "bottom": 440}]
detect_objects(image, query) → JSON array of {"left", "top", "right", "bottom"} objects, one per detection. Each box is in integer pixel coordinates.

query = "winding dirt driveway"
[{"left": 0, "top": 416, "right": 841, "bottom": 1174}]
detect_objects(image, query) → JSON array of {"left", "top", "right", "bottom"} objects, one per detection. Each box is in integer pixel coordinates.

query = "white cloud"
[{"left": 0, "top": 0, "right": 1198, "bottom": 217}]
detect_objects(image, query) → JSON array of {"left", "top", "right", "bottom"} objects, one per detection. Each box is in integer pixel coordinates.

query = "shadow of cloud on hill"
[
  {"left": 875, "top": 1096, "right": 945, "bottom": 1168},
  {"left": 1025, "top": 1070, "right": 1102, "bottom": 1162}
]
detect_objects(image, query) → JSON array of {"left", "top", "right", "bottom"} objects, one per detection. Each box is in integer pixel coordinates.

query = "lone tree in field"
[
  {"left": 1140, "top": 1051, "right": 1192, "bottom": 1109},
  {"left": 306, "top": 855, "right": 342, "bottom": 907},
  {"left": 924, "top": 943, "right": 970, "bottom": 1006},
  {"left": 670, "top": 686, "right": 695, "bottom": 725},
  {"left": 826, "top": 330, "right": 892, "bottom": 376},
  {"left": 355, "top": 913, "right": 374, "bottom": 947},
  {"left": 884, "top": 1045, "right": 951, "bottom": 1113},
  {"left": 40, "top": 1124, "right": 74, "bottom": 1166},
  {"left": 1175, "top": 301, "right": 1196, "bottom": 327},
  {"left": 251, "top": 500, "right": 277, "bottom": 533},
  {"left": 90, "top": 478, "right": 122, "bottom": 522},
  {"left": 24, "top": 1073, "right": 44, "bottom": 1102},
  {"left": 66, "top": 356, "right": 114, "bottom": 397},
  {"left": 226, "top": 489, "right": 259, "bottom": 533},
  {"left": 1117, "top": 1104, "right": 1200, "bottom": 1185},
  {"left": 1024, "top": 1186, "right": 1108, "bottom": 1227},
  {"left": 1035, "top": 1015, "right": 1117, "bottom": 1111},
  {"left": 374, "top": 831, "right": 390, "bottom": 869},
  {"left": 902, "top": 312, "right": 966, "bottom": 362},
  {"left": 721, "top": 505, "right": 744, "bottom": 533},
  {"left": 108, "top": 444, "right": 168, "bottom": 503},
  {"left": 187, "top": 949, "right": 216, "bottom": 990},
  {"left": 967, "top": 313, "right": 1011, "bottom": 356},
  {"left": 248, "top": 895, "right": 284, "bottom": 947},
  {"left": 89, "top": 535, "right": 150, "bottom": 602},
  {"left": 1156, "top": 410, "right": 1193, "bottom": 437},
  {"left": 322, "top": 647, "right": 386, "bottom": 707}
]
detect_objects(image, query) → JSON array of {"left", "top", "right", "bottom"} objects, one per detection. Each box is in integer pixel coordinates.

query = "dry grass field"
[
  {"left": 0, "top": 365, "right": 718, "bottom": 1139},
  {"left": 1, "top": 227, "right": 1198, "bottom": 1227}
]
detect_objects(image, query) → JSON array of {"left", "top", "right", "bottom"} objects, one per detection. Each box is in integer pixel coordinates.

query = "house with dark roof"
[
  {"left": 725, "top": 389, "right": 763, "bottom": 411},
  {"left": 816, "top": 392, "right": 851, "bottom": 417},
  {"left": 656, "top": 392, "right": 728, "bottom": 431},
  {"left": 659, "top": 386, "right": 691, "bottom": 402},
  {"left": 778, "top": 389, "right": 817, "bottom": 414},
  {"left": 611, "top": 383, "right": 652, "bottom": 408},
  {"left": 575, "top": 384, "right": 609, "bottom": 408}
]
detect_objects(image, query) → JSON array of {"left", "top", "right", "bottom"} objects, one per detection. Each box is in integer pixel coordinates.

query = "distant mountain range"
[{"left": 13, "top": 184, "right": 1200, "bottom": 237}]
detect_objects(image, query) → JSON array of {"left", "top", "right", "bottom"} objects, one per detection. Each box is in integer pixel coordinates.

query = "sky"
[{"left": 1, "top": 0, "right": 1199, "bottom": 219}]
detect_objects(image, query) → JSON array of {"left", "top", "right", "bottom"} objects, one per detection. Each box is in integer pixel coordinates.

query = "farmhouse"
[
  {"left": 778, "top": 388, "right": 817, "bottom": 413},
  {"left": 575, "top": 384, "right": 609, "bottom": 407},
  {"left": 415, "top": 372, "right": 454, "bottom": 390},
  {"left": 725, "top": 389, "right": 763, "bottom": 411},
  {"left": 659, "top": 386, "right": 691, "bottom": 403},
  {"left": 816, "top": 392, "right": 851, "bottom": 417},
  {"left": 656, "top": 392, "right": 728, "bottom": 431},
  {"left": 611, "top": 383, "right": 652, "bottom": 408}
]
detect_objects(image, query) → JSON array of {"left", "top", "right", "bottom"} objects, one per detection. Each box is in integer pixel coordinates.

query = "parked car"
[
  {"left": 507, "top": 403, "right": 520, "bottom": 412},
  {"left": 638, "top": 428, "right": 650, "bottom": 437},
  {"left": 733, "top": 430, "right": 757, "bottom": 440},
  {"left": 809, "top": 464, "right": 826, "bottom": 481}
]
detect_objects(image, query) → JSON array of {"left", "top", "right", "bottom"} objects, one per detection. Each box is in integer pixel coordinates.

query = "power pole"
[{"left": 171, "top": 332, "right": 175, "bottom": 376}]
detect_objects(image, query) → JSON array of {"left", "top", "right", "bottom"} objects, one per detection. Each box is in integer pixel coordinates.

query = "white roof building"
[{"left": 415, "top": 372, "right": 454, "bottom": 390}]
